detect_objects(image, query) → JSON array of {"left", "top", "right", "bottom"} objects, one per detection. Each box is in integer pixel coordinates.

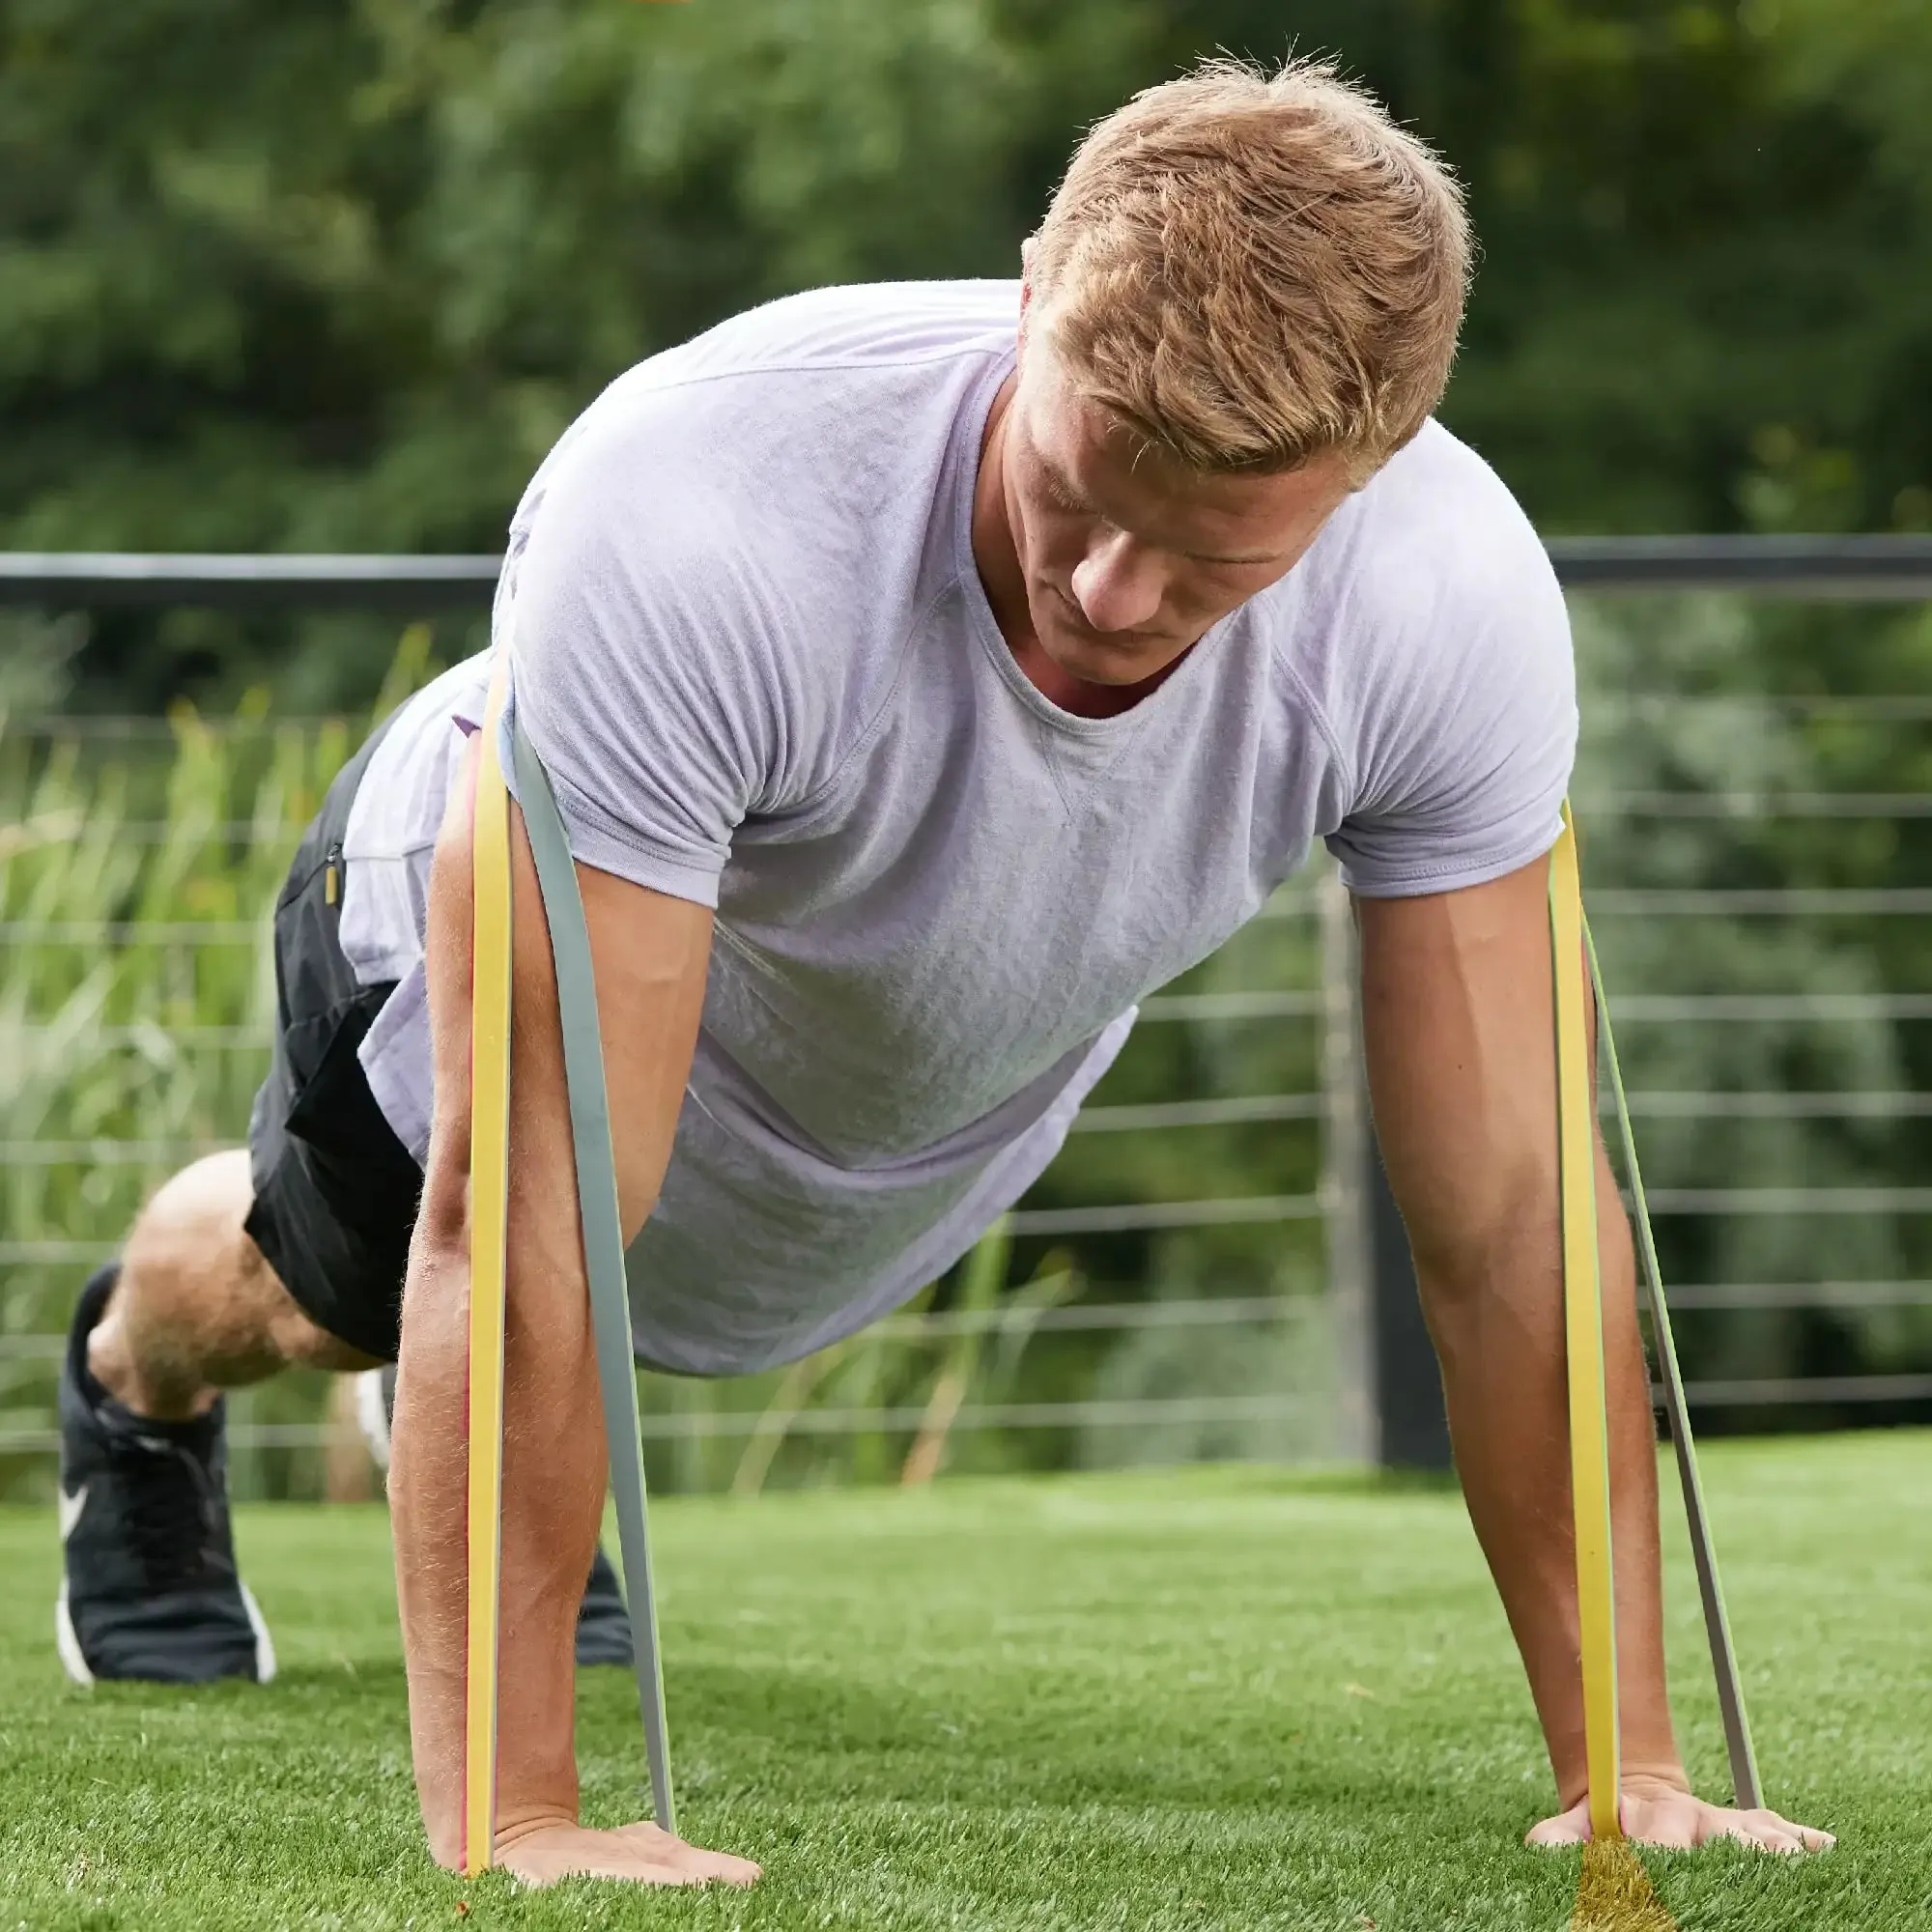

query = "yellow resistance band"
[
  {"left": 1551, "top": 807, "right": 1622, "bottom": 1843},
  {"left": 462, "top": 657, "right": 515, "bottom": 1875}
]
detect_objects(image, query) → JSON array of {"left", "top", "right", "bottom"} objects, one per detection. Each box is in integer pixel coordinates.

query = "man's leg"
[
  {"left": 59, "top": 1151, "right": 380, "bottom": 1687},
  {"left": 89, "top": 1151, "right": 378, "bottom": 1418}
]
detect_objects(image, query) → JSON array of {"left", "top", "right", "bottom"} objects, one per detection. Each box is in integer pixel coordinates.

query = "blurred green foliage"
[
  {"left": 0, "top": 666, "right": 1335, "bottom": 1498},
  {"left": 1575, "top": 593, "right": 1932, "bottom": 1412},
  {"left": 5, "top": 3, "right": 1932, "bottom": 1484},
  {"left": 4, "top": 1, "right": 1931, "bottom": 705}
]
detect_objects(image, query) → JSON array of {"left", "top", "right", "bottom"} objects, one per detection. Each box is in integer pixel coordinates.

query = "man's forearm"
[
  {"left": 1421, "top": 1163, "right": 1682, "bottom": 1807},
  {"left": 1356, "top": 872, "right": 1831, "bottom": 1849},
  {"left": 380, "top": 736, "right": 724, "bottom": 1883},
  {"left": 389, "top": 1235, "right": 474, "bottom": 1863},
  {"left": 389, "top": 1226, "right": 606, "bottom": 1866}
]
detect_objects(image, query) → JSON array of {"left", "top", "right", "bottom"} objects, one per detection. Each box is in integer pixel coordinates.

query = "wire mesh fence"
[{"left": 3, "top": 541, "right": 1931, "bottom": 1496}]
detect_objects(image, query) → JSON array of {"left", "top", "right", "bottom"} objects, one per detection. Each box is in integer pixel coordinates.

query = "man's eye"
[{"left": 1042, "top": 472, "right": 1088, "bottom": 515}]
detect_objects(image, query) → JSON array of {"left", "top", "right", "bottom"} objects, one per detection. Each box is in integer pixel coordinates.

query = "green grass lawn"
[{"left": 0, "top": 1434, "right": 1925, "bottom": 1931}]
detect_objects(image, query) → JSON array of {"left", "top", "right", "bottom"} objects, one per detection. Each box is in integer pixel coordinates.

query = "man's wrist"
[
  {"left": 422, "top": 1802, "right": 581, "bottom": 1870},
  {"left": 493, "top": 1804, "right": 582, "bottom": 1854},
  {"left": 1556, "top": 1756, "right": 1691, "bottom": 1809}
]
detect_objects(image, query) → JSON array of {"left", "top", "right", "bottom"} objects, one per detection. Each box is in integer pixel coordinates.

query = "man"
[{"left": 57, "top": 58, "right": 1830, "bottom": 1885}]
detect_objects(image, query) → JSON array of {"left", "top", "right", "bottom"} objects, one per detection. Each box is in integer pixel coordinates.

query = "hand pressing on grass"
[
  {"left": 492, "top": 1819, "right": 761, "bottom": 1888},
  {"left": 1527, "top": 1773, "right": 1834, "bottom": 1853}
]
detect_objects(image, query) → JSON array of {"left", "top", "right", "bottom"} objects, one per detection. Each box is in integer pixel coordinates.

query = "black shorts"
[{"left": 242, "top": 707, "right": 421, "bottom": 1363}]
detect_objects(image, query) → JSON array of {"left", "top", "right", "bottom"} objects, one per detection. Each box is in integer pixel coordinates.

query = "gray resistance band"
[
  {"left": 511, "top": 708, "right": 677, "bottom": 1834},
  {"left": 1585, "top": 917, "right": 1763, "bottom": 1811}
]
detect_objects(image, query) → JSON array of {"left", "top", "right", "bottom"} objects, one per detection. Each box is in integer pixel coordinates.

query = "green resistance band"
[
  {"left": 1556, "top": 805, "right": 1763, "bottom": 1841},
  {"left": 1582, "top": 906, "right": 1762, "bottom": 1811},
  {"left": 509, "top": 704, "right": 678, "bottom": 1837}
]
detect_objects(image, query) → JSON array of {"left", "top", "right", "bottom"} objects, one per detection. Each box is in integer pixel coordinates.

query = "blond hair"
[{"left": 1029, "top": 57, "right": 1470, "bottom": 484}]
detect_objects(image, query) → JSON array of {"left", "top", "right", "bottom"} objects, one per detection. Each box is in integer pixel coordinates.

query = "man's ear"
[{"left": 1017, "top": 236, "right": 1037, "bottom": 347}]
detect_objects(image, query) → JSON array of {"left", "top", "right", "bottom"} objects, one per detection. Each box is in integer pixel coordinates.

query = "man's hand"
[
  {"left": 1528, "top": 1773, "right": 1834, "bottom": 1853},
  {"left": 491, "top": 1818, "right": 761, "bottom": 1888}
]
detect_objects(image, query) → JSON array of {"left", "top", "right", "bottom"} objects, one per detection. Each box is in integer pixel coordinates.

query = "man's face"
[{"left": 999, "top": 343, "right": 1356, "bottom": 689}]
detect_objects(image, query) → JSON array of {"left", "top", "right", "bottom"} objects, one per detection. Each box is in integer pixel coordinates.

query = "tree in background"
[
  {"left": 6, "top": 0, "right": 1932, "bottom": 1457},
  {"left": 4, "top": 0, "right": 1931, "bottom": 704}
]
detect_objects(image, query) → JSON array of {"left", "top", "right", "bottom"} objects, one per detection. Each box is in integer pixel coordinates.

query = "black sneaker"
[
  {"left": 575, "top": 1547, "right": 635, "bottom": 1668},
  {"left": 56, "top": 1264, "right": 275, "bottom": 1686},
  {"left": 356, "top": 1363, "right": 634, "bottom": 1668}
]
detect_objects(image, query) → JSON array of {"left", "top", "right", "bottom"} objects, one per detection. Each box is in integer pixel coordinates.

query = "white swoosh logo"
[{"left": 58, "top": 1484, "right": 88, "bottom": 1543}]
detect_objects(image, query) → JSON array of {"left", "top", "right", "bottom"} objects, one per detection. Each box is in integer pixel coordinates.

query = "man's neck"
[{"left": 970, "top": 375, "right": 1186, "bottom": 721}]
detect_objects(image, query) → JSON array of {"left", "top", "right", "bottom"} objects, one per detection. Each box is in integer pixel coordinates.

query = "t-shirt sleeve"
[
  {"left": 1323, "top": 523, "right": 1577, "bottom": 898},
  {"left": 493, "top": 422, "right": 788, "bottom": 910}
]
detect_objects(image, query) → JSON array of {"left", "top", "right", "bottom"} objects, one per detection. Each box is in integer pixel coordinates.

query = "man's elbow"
[
  {"left": 1405, "top": 1168, "right": 1558, "bottom": 1341},
  {"left": 399, "top": 1145, "right": 470, "bottom": 1353}
]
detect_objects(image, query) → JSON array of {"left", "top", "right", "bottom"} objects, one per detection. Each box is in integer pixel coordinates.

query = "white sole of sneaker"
[
  {"left": 53, "top": 1578, "right": 278, "bottom": 1685},
  {"left": 354, "top": 1365, "right": 391, "bottom": 1474},
  {"left": 54, "top": 1580, "right": 94, "bottom": 1687},
  {"left": 241, "top": 1580, "right": 278, "bottom": 1684}
]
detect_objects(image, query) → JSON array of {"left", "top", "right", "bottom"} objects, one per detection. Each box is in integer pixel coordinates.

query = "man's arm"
[
  {"left": 387, "top": 735, "right": 758, "bottom": 1886},
  {"left": 1357, "top": 855, "right": 1830, "bottom": 1852}
]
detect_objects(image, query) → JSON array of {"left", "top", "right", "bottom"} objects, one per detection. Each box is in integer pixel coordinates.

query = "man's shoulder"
[
  {"left": 510, "top": 280, "right": 1016, "bottom": 557},
  {"left": 1292, "top": 426, "right": 1576, "bottom": 884},
  {"left": 502, "top": 284, "right": 1017, "bottom": 786},
  {"left": 1330, "top": 419, "right": 1557, "bottom": 611},
  {"left": 580, "top": 279, "right": 1019, "bottom": 432},
  {"left": 1272, "top": 422, "right": 1565, "bottom": 687},
  {"left": 1269, "top": 420, "right": 1571, "bottom": 753},
  {"left": 668, "top": 279, "right": 1022, "bottom": 378}
]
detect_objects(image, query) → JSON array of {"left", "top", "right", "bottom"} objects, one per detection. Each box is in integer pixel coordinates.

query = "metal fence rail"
[
  {"left": 6, "top": 536, "right": 1932, "bottom": 1479},
  {"left": 7, "top": 535, "right": 1932, "bottom": 607},
  {"left": 0, "top": 1393, "right": 1316, "bottom": 1459}
]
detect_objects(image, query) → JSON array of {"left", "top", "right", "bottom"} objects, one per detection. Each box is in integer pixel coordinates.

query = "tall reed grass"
[{"left": 0, "top": 634, "right": 1331, "bottom": 1500}]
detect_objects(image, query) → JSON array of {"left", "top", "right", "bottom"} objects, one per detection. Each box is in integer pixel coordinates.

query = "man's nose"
[{"left": 1068, "top": 530, "right": 1164, "bottom": 633}]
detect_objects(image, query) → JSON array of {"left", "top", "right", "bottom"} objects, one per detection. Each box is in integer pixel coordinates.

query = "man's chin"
[{"left": 1040, "top": 633, "right": 1179, "bottom": 690}]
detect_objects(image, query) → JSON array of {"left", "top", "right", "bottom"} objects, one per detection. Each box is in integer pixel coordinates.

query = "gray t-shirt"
[{"left": 341, "top": 279, "right": 1576, "bottom": 1376}]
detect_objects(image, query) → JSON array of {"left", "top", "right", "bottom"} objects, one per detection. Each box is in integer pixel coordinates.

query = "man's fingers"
[
  {"left": 673, "top": 1846, "right": 762, "bottom": 1886},
  {"left": 1712, "top": 1814, "right": 1803, "bottom": 1855},
  {"left": 1525, "top": 1805, "right": 1589, "bottom": 1848},
  {"left": 1525, "top": 1821, "right": 1588, "bottom": 1847},
  {"left": 612, "top": 1821, "right": 762, "bottom": 1886},
  {"left": 1727, "top": 1808, "right": 1834, "bottom": 1855},
  {"left": 502, "top": 1846, "right": 698, "bottom": 1889},
  {"left": 495, "top": 1822, "right": 749, "bottom": 1889}
]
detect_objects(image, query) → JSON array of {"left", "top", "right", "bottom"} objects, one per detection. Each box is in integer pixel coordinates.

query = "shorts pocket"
[{"left": 283, "top": 986, "right": 394, "bottom": 1161}]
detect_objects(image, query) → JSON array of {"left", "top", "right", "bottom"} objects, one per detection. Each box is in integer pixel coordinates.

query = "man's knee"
[
  {"left": 123, "top": 1149, "right": 257, "bottom": 1288},
  {"left": 116, "top": 1151, "right": 378, "bottom": 1379}
]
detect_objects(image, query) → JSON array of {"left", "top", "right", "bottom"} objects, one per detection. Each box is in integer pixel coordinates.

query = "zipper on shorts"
[{"left": 324, "top": 839, "right": 343, "bottom": 907}]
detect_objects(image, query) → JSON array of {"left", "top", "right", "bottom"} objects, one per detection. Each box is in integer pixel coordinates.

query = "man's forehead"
[{"left": 1025, "top": 363, "right": 1348, "bottom": 545}]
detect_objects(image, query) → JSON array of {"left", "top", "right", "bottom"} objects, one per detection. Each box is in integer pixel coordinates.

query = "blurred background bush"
[
  {"left": 4, "top": 0, "right": 1931, "bottom": 1493},
  {"left": 5, "top": 0, "right": 1930, "bottom": 706}
]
